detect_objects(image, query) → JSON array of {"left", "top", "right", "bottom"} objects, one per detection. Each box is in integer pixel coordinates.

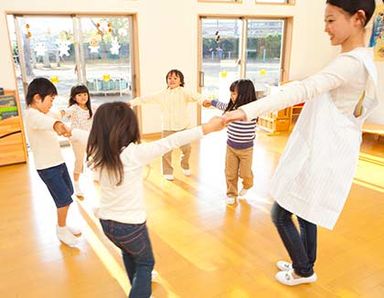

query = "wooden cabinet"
[{"left": 0, "top": 90, "right": 28, "bottom": 166}]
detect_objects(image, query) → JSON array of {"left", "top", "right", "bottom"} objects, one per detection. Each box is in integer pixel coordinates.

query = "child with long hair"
[
  {"left": 130, "top": 69, "right": 207, "bottom": 181},
  {"left": 69, "top": 102, "right": 224, "bottom": 297},
  {"left": 204, "top": 79, "right": 258, "bottom": 205},
  {"left": 25, "top": 77, "right": 80, "bottom": 247},
  {"left": 224, "top": 0, "right": 378, "bottom": 286},
  {"left": 62, "top": 84, "right": 94, "bottom": 197}
]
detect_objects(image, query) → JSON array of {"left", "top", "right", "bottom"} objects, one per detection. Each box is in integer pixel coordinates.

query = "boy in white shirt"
[{"left": 24, "top": 77, "right": 80, "bottom": 247}]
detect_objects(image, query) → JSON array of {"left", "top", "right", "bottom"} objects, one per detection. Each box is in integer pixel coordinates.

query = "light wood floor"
[{"left": 0, "top": 129, "right": 383, "bottom": 298}]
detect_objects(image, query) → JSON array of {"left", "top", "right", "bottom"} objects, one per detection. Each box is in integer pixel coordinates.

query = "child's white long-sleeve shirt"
[
  {"left": 25, "top": 108, "right": 64, "bottom": 170},
  {"left": 129, "top": 86, "right": 203, "bottom": 131},
  {"left": 71, "top": 126, "right": 204, "bottom": 224},
  {"left": 62, "top": 105, "right": 93, "bottom": 130}
]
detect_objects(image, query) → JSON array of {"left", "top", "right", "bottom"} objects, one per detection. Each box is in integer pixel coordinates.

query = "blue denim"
[
  {"left": 271, "top": 202, "right": 317, "bottom": 277},
  {"left": 37, "top": 163, "right": 73, "bottom": 208},
  {"left": 100, "top": 220, "right": 155, "bottom": 298}
]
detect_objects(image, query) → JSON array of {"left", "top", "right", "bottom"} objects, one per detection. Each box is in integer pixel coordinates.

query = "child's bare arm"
[{"left": 53, "top": 121, "right": 71, "bottom": 137}]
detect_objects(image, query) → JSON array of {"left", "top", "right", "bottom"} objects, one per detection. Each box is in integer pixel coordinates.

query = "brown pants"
[
  {"left": 225, "top": 146, "right": 254, "bottom": 197},
  {"left": 161, "top": 130, "right": 191, "bottom": 175}
]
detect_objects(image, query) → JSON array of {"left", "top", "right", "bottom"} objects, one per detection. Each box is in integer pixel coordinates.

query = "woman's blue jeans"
[
  {"left": 271, "top": 202, "right": 317, "bottom": 277},
  {"left": 100, "top": 219, "right": 155, "bottom": 298}
]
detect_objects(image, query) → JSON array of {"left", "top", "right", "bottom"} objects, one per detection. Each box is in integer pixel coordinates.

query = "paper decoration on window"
[
  {"left": 118, "top": 28, "right": 128, "bottom": 37},
  {"left": 88, "top": 37, "right": 100, "bottom": 54},
  {"left": 56, "top": 40, "right": 71, "bottom": 57},
  {"left": 219, "top": 70, "right": 228, "bottom": 78},
  {"left": 25, "top": 24, "right": 32, "bottom": 39},
  {"left": 110, "top": 37, "right": 121, "bottom": 55},
  {"left": 99, "top": 20, "right": 109, "bottom": 33},
  {"left": 102, "top": 74, "right": 111, "bottom": 82},
  {"left": 50, "top": 76, "right": 59, "bottom": 84},
  {"left": 35, "top": 43, "right": 47, "bottom": 57},
  {"left": 259, "top": 69, "right": 267, "bottom": 76}
]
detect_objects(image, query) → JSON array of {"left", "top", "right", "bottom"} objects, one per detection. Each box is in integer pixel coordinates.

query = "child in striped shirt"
[{"left": 204, "top": 79, "right": 258, "bottom": 205}]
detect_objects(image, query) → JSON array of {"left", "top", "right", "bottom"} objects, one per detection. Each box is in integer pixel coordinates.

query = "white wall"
[{"left": 0, "top": 0, "right": 338, "bottom": 134}]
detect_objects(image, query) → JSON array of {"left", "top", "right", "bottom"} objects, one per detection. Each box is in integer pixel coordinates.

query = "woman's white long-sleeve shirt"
[
  {"left": 241, "top": 47, "right": 370, "bottom": 119},
  {"left": 71, "top": 127, "right": 204, "bottom": 224},
  {"left": 129, "top": 86, "right": 203, "bottom": 131}
]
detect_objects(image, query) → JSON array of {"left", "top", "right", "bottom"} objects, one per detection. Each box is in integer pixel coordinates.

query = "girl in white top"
[
  {"left": 224, "top": 0, "right": 378, "bottom": 286},
  {"left": 129, "top": 69, "right": 206, "bottom": 181},
  {"left": 62, "top": 84, "right": 95, "bottom": 197},
  {"left": 70, "top": 102, "right": 224, "bottom": 297}
]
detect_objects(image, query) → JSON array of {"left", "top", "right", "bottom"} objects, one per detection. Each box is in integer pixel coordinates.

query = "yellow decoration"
[
  {"left": 103, "top": 74, "right": 111, "bottom": 82},
  {"left": 259, "top": 69, "right": 267, "bottom": 76},
  {"left": 50, "top": 76, "right": 59, "bottom": 84},
  {"left": 219, "top": 71, "right": 228, "bottom": 78}
]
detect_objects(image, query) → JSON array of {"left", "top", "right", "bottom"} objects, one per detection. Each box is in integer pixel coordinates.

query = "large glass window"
[{"left": 7, "top": 15, "right": 134, "bottom": 110}]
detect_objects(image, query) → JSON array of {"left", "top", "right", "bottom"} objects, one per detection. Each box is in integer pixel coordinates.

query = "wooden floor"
[{"left": 1, "top": 129, "right": 384, "bottom": 298}]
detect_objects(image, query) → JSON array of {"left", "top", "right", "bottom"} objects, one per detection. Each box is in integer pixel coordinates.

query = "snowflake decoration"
[
  {"left": 110, "top": 37, "right": 121, "bottom": 55},
  {"left": 89, "top": 44, "right": 100, "bottom": 54},
  {"left": 56, "top": 40, "right": 71, "bottom": 57},
  {"left": 35, "top": 43, "right": 47, "bottom": 57}
]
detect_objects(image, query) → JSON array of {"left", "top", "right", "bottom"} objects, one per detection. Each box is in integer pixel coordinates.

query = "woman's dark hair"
[
  {"left": 166, "top": 69, "right": 185, "bottom": 87},
  {"left": 224, "top": 79, "right": 258, "bottom": 113},
  {"left": 69, "top": 84, "right": 93, "bottom": 119},
  {"left": 326, "top": 0, "right": 376, "bottom": 26},
  {"left": 86, "top": 102, "right": 141, "bottom": 186},
  {"left": 26, "top": 77, "right": 57, "bottom": 105}
]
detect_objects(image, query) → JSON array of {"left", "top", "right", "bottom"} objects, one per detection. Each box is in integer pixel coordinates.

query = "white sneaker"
[
  {"left": 56, "top": 226, "right": 79, "bottom": 247},
  {"left": 276, "top": 260, "right": 293, "bottom": 271},
  {"left": 225, "top": 196, "right": 236, "bottom": 205},
  {"left": 163, "top": 174, "right": 174, "bottom": 181},
  {"left": 182, "top": 169, "right": 191, "bottom": 176},
  {"left": 68, "top": 225, "right": 82, "bottom": 237},
  {"left": 275, "top": 269, "right": 317, "bottom": 286},
  {"left": 239, "top": 188, "right": 248, "bottom": 196},
  {"left": 74, "top": 182, "right": 84, "bottom": 198}
]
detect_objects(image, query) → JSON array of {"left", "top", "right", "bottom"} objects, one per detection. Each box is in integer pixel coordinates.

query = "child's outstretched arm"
[
  {"left": 210, "top": 99, "right": 228, "bottom": 111},
  {"left": 129, "top": 90, "right": 164, "bottom": 107},
  {"left": 130, "top": 116, "right": 225, "bottom": 166}
]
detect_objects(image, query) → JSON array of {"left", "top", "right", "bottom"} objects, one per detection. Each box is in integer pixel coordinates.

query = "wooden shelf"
[
  {"left": 0, "top": 90, "right": 28, "bottom": 166},
  {"left": 257, "top": 107, "right": 292, "bottom": 133}
]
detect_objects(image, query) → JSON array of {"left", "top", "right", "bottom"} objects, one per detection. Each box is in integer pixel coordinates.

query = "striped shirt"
[{"left": 211, "top": 100, "right": 257, "bottom": 149}]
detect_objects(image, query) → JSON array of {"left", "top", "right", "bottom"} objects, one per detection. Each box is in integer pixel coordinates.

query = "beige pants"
[
  {"left": 71, "top": 140, "right": 86, "bottom": 174},
  {"left": 161, "top": 130, "right": 191, "bottom": 175},
  {"left": 225, "top": 146, "right": 254, "bottom": 197}
]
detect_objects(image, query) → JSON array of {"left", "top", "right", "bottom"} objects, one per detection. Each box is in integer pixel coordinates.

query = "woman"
[{"left": 224, "top": 0, "right": 378, "bottom": 286}]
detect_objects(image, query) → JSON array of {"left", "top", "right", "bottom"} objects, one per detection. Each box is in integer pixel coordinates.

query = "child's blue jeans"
[{"left": 100, "top": 219, "right": 155, "bottom": 298}]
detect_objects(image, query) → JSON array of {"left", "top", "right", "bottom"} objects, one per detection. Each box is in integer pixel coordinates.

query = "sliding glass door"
[
  {"left": 199, "top": 17, "right": 286, "bottom": 122},
  {"left": 7, "top": 14, "right": 134, "bottom": 110}
]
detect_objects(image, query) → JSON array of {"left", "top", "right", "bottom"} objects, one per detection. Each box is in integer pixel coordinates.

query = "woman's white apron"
[{"left": 270, "top": 50, "right": 378, "bottom": 230}]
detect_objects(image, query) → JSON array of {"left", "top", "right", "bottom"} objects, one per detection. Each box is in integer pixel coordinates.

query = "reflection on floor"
[{"left": 0, "top": 129, "right": 383, "bottom": 297}]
